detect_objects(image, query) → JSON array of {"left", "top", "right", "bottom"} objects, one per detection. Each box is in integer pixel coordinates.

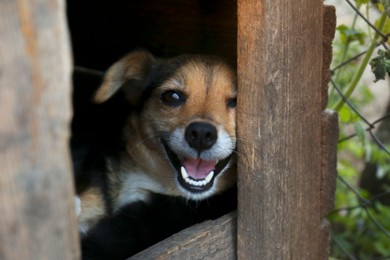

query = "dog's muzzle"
[{"left": 161, "top": 122, "right": 233, "bottom": 195}]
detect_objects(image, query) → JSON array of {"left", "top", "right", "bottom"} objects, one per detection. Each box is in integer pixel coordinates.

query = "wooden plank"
[
  {"left": 319, "top": 110, "right": 338, "bottom": 259},
  {"left": 319, "top": 7, "right": 338, "bottom": 259},
  {"left": 237, "top": 0, "right": 325, "bottom": 259},
  {"left": 322, "top": 5, "right": 337, "bottom": 109},
  {"left": 0, "top": 0, "right": 80, "bottom": 259},
  {"left": 321, "top": 6, "right": 337, "bottom": 219},
  {"left": 130, "top": 212, "right": 237, "bottom": 260}
]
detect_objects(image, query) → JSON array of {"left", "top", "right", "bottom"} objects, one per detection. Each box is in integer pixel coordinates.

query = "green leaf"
[
  {"left": 372, "top": 62, "right": 387, "bottom": 82},
  {"left": 378, "top": 17, "right": 390, "bottom": 36},
  {"left": 339, "top": 106, "right": 353, "bottom": 123},
  {"left": 337, "top": 25, "right": 366, "bottom": 45},
  {"left": 356, "top": 0, "right": 370, "bottom": 6},
  {"left": 381, "top": 0, "right": 390, "bottom": 17},
  {"left": 370, "top": 49, "right": 390, "bottom": 82}
]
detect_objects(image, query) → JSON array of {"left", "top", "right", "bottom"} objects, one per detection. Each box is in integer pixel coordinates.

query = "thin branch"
[
  {"left": 333, "top": 12, "right": 388, "bottom": 111},
  {"left": 371, "top": 190, "right": 390, "bottom": 201},
  {"left": 333, "top": 80, "right": 390, "bottom": 153},
  {"left": 331, "top": 37, "right": 389, "bottom": 72},
  {"left": 331, "top": 233, "right": 358, "bottom": 260},
  {"left": 362, "top": 206, "right": 390, "bottom": 239},
  {"left": 331, "top": 49, "right": 368, "bottom": 72},
  {"left": 368, "top": 130, "right": 390, "bottom": 155},
  {"left": 337, "top": 175, "right": 372, "bottom": 206},
  {"left": 338, "top": 113, "right": 390, "bottom": 143},
  {"left": 330, "top": 190, "right": 390, "bottom": 215},
  {"left": 345, "top": 0, "right": 388, "bottom": 40},
  {"left": 331, "top": 80, "right": 374, "bottom": 127}
]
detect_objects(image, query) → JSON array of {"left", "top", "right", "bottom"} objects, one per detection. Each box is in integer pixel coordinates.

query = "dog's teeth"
[
  {"left": 181, "top": 169, "right": 215, "bottom": 187},
  {"left": 181, "top": 166, "right": 189, "bottom": 179},
  {"left": 205, "top": 171, "right": 214, "bottom": 183},
  {"left": 189, "top": 179, "right": 201, "bottom": 186}
]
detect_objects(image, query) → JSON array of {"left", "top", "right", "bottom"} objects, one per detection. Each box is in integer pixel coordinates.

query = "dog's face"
[{"left": 95, "top": 51, "right": 236, "bottom": 200}]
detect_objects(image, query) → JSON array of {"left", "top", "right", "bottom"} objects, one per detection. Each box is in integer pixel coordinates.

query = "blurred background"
[{"left": 326, "top": 0, "right": 390, "bottom": 258}]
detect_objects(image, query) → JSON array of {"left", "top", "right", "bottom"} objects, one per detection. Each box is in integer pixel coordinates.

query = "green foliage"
[
  {"left": 330, "top": 203, "right": 390, "bottom": 259},
  {"left": 337, "top": 25, "right": 366, "bottom": 45},
  {"left": 329, "top": 1, "right": 390, "bottom": 258},
  {"left": 370, "top": 49, "right": 390, "bottom": 82},
  {"left": 381, "top": 0, "right": 390, "bottom": 17},
  {"left": 356, "top": 0, "right": 370, "bottom": 6},
  {"left": 375, "top": 15, "right": 390, "bottom": 36}
]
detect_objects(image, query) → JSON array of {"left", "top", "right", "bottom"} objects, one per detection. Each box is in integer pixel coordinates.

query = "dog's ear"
[{"left": 94, "top": 50, "right": 156, "bottom": 105}]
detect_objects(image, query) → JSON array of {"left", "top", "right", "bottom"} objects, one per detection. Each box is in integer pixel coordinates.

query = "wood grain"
[
  {"left": 237, "top": 0, "right": 327, "bottom": 259},
  {"left": 130, "top": 212, "right": 237, "bottom": 260},
  {"left": 319, "top": 7, "right": 338, "bottom": 258},
  {"left": 0, "top": 0, "right": 80, "bottom": 259},
  {"left": 322, "top": 5, "right": 337, "bottom": 109},
  {"left": 319, "top": 110, "right": 338, "bottom": 259}
]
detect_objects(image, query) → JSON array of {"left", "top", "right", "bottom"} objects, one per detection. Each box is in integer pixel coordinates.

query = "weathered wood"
[
  {"left": 237, "top": 0, "right": 327, "bottom": 259},
  {"left": 319, "top": 110, "right": 338, "bottom": 259},
  {"left": 322, "top": 5, "right": 337, "bottom": 109},
  {"left": 319, "top": 6, "right": 338, "bottom": 259},
  {"left": 130, "top": 212, "right": 237, "bottom": 260},
  {"left": 0, "top": 0, "right": 80, "bottom": 259},
  {"left": 321, "top": 6, "right": 339, "bottom": 217}
]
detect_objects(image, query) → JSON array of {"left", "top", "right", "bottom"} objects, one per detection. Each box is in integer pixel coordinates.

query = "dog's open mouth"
[{"left": 161, "top": 140, "right": 232, "bottom": 193}]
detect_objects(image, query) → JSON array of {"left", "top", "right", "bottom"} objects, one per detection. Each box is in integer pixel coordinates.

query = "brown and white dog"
[{"left": 73, "top": 50, "right": 237, "bottom": 237}]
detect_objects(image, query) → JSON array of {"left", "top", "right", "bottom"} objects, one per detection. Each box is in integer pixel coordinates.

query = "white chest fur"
[{"left": 115, "top": 172, "right": 168, "bottom": 210}]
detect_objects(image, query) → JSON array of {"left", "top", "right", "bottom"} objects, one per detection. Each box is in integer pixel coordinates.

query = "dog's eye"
[
  {"left": 227, "top": 98, "right": 237, "bottom": 108},
  {"left": 161, "top": 90, "right": 186, "bottom": 107}
]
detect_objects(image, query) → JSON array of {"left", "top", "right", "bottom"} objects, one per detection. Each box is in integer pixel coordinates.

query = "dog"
[{"left": 71, "top": 50, "right": 237, "bottom": 258}]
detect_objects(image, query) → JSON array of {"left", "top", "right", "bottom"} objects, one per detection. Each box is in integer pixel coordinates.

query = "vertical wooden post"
[
  {"left": 0, "top": 0, "right": 80, "bottom": 259},
  {"left": 320, "top": 6, "right": 337, "bottom": 259},
  {"left": 237, "top": 0, "right": 330, "bottom": 258}
]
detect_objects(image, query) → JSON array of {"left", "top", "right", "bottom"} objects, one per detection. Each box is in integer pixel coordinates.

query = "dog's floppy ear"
[{"left": 94, "top": 50, "right": 156, "bottom": 105}]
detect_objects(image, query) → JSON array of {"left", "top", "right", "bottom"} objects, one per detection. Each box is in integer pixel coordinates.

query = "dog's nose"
[{"left": 185, "top": 122, "right": 218, "bottom": 152}]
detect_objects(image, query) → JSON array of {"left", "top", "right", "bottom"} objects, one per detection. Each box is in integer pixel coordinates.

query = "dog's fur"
[{"left": 71, "top": 50, "right": 237, "bottom": 258}]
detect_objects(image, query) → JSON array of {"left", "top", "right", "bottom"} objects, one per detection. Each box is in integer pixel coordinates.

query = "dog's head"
[{"left": 95, "top": 50, "right": 236, "bottom": 200}]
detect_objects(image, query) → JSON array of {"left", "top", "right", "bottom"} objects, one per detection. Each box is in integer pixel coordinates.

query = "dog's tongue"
[{"left": 182, "top": 158, "right": 215, "bottom": 180}]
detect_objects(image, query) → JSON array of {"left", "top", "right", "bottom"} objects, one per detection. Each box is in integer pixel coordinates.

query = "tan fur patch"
[
  {"left": 78, "top": 187, "right": 106, "bottom": 229},
  {"left": 94, "top": 51, "right": 154, "bottom": 103}
]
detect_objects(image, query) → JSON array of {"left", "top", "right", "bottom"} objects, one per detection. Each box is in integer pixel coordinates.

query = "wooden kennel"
[{"left": 0, "top": 0, "right": 337, "bottom": 259}]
